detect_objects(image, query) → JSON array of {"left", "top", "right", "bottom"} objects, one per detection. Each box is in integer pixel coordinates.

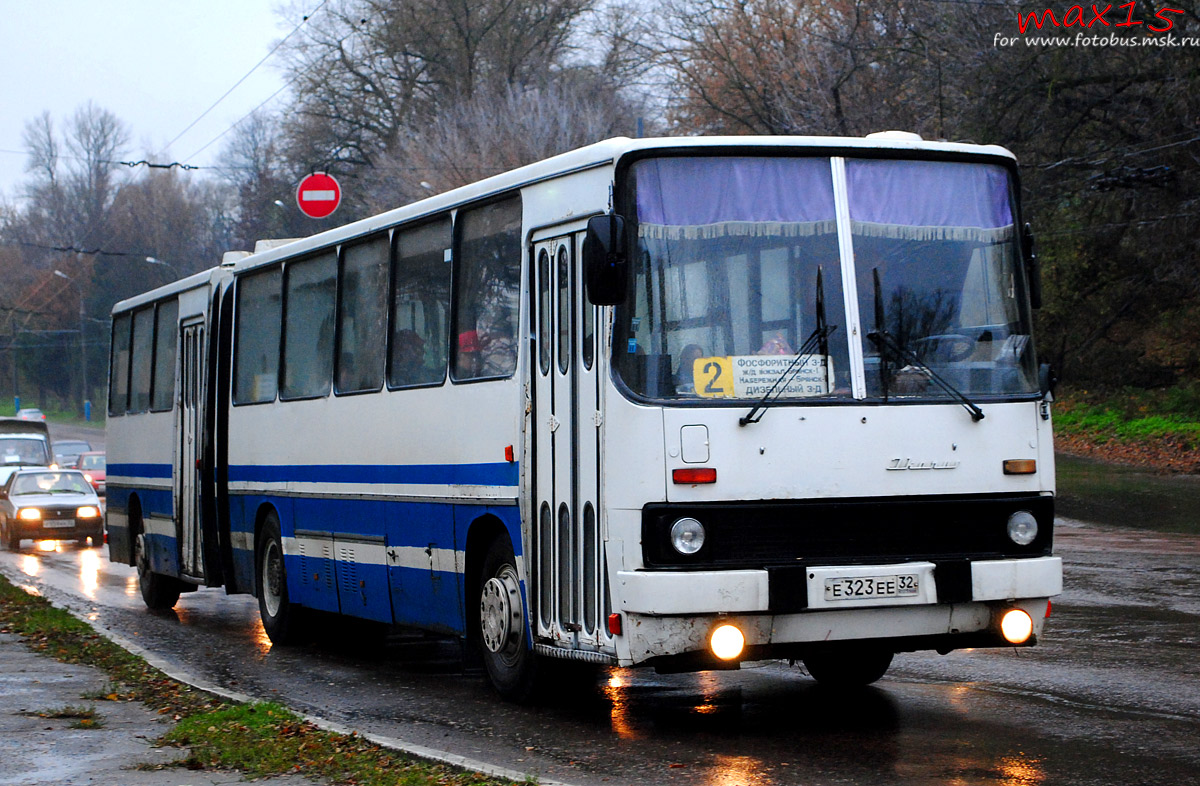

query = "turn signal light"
[
  {"left": 672, "top": 468, "right": 716, "bottom": 484},
  {"left": 1003, "top": 459, "right": 1037, "bottom": 475}
]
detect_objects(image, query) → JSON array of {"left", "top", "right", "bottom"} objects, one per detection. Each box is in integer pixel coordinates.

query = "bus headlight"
[
  {"left": 1007, "top": 511, "right": 1039, "bottom": 546},
  {"left": 710, "top": 624, "right": 745, "bottom": 660},
  {"left": 1000, "top": 608, "right": 1034, "bottom": 644},
  {"left": 670, "top": 517, "right": 706, "bottom": 555}
]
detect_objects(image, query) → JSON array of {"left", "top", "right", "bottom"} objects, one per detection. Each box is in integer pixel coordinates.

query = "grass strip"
[{"left": 0, "top": 574, "right": 514, "bottom": 785}]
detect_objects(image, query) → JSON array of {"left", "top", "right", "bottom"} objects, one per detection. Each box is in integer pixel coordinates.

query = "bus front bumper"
[{"left": 612, "top": 556, "right": 1061, "bottom": 665}]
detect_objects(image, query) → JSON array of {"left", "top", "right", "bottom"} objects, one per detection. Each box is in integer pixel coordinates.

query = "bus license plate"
[
  {"left": 43, "top": 519, "right": 74, "bottom": 528},
  {"left": 824, "top": 574, "right": 919, "bottom": 601}
]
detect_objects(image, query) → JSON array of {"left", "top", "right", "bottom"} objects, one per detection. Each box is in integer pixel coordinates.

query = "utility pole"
[{"left": 53, "top": 271, "right": 88, "bottom": 416}]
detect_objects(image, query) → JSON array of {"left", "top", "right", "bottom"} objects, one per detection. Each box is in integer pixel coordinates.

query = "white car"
[{"left": 0, "top": 468, "right": 103, "bottom": 549}]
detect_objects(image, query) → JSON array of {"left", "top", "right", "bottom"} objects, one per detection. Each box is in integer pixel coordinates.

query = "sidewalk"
[{"left": 0, "top": 632, "right": 321, "bottom": 786}]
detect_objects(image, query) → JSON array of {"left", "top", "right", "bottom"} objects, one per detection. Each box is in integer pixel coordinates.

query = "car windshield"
[
  {"left": 12, "top": 472, "right": 93, "bottom": 495},
  {"left": 613, "top": 155, "right": 1038, "bottom": 403},
  {"left": 1, "top": 437, "right": 51, "bottom": 465},
  {"left": 80, "top": 454, "right": 106, "bottom": 470}
]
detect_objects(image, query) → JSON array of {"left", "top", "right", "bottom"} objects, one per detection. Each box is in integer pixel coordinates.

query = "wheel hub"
[
  {"left": 480, "top": 567, "right": 523, "bottom": 656},
  {"left": 262, "top": 541, "right": 283, "bottom": 618}
]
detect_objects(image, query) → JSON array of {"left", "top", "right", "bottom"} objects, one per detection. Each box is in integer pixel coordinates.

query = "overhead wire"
[{"left": 162, "top": 0, "right": 329, "bottom": 157}]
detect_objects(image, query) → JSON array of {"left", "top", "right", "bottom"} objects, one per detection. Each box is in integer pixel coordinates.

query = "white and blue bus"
[{"left": 106, "top": 134, "right": 1061, "bottom": 699}]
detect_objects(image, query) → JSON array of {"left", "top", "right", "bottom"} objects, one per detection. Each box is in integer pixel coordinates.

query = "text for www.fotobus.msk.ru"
[{"left": 994, "top": 2, "right": 1196, "bottom": 47}]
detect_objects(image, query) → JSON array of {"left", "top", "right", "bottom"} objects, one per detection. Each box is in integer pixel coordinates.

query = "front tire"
[
  {"left": 256, "top": 512, "right": 308, "bottom": 645},
  {"left": 478, "top": 535, "right": 538, "bottom": 701},
  {"left": 3, "top": 520, "right": 19, "bottom": 551},
  {"left": 803, "top": 648, "right": 894, "bottom": 687},
  {"left": 135, "top": 530, "right": 182, "bottom": 610}
]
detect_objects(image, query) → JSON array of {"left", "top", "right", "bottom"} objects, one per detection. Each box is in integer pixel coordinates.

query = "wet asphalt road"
[{"left": 2, "top": 513, "right": 1197, "bottom": 786}]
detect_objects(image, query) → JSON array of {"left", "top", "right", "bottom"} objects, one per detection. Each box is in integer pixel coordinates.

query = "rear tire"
[
  {"left": 803, "top": 648, "right": 893, "bottom": 687},
  {"left": 256, "top": 512, "right": 309, "bottom": 645},
  {"left": 478, "top": 535, "right": 538, "bottom": 701},
  {"left": 135, "top": 529, "right": 182, "bottom": 610}
]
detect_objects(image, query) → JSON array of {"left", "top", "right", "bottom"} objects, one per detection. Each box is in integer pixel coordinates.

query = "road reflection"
[
  {"left": 998, "top": 754, "right": 1046, "bottom": 785},
  {"left": 603, "top": 671, "right": 640, "bottom": 740},
  {"left": 78, "top": 547, "right": 100, "bottom": 598}
]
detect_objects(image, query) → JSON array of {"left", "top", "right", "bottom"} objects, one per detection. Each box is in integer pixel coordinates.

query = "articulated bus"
[{"left": 106, "top": 134, "right": 1061, "bottom": 699}]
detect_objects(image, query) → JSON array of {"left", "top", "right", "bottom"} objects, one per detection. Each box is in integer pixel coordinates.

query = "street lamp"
[
  {"left": 144, "top": 256, "right": 180, "bottom": 279},
  {"left": 53, "top": 270, "right": 88, "bottom": 418}
]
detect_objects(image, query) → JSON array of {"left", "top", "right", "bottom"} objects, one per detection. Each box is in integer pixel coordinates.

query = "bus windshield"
[{"left": 613, "top": 155, "right": 1039, "bottom": 403}]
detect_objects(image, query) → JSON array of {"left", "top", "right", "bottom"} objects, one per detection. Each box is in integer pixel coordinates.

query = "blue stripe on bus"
[
  {"left": 109, "top": 463, "right": 173, "bottom": 479},
  {"left": 228, "top": 461, "right": 518, "bottom": 487},
  {"left": 227, "top": 493, "right": 522, "bottom": 633},
  {"left": 106, "top": 485, "right": 174, "bottom": 519}
]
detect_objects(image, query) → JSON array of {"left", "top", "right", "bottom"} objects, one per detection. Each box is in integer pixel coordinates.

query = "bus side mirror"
[
  {"left": 584, "top": 214, "right": 629, "bottom": 306},
  {"left": 1039, "top": 363, "right": 1057, "bottom": 397},
  {"left": 1022, "top": 223, "right": 1043, "bottom": 310}
]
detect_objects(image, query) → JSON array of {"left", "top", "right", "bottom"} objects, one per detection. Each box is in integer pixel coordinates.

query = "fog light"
[
  {"left": 18, "top": 508, "right": 41, "bottom": 521},
  {"left": 1000, "top": 609, "right": 1034, "bottom": 644},
  {"left": 670, "top": 517, "right": 706, "bottom": 555},
  {"left": 710, "top": 624, "right": 745, "bottom": 660},
  {"left": 1007, "top": 511, "right": 1039, "bottom": 546}
]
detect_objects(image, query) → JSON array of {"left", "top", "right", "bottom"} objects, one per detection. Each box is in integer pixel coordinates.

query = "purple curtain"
[
  {"left": 635, "top": 157, "right": 836, "bottom": 226},
  {"left": 846, "top": 159, "right": 1013, "bottom": 230}
]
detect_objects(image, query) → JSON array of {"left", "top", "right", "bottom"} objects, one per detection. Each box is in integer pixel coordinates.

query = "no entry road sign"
[{"left": 296, "top": 172, "right": 342, "bottom": 219}]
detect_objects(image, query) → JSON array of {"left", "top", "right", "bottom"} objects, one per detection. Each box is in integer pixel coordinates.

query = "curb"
[{"left": 0, "top": 564, "right": 577, "bottom": 786}]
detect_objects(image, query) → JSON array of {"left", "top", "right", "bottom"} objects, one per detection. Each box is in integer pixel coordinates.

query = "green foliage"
[
  {"left": 164, "top": 703, "right": 508, "bottom": 785},
  {"left": 1054, "top": 387, "right": 1200, "bottom": 449}
]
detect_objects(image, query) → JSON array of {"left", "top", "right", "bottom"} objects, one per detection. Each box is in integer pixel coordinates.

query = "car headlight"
[
  {"left": 670, "top": 517, "right": 706, "bottom": 555},
  {"left": 1007, "top": 511, "right": 1039, "bottom": 546},
  {"left": 18, "top": 508, "right": 42, "bottom": 521},
  {"left": 77, "top": 506, "right": 100, "bottom": 519}
]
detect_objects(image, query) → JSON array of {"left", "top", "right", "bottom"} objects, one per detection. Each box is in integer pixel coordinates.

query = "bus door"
[
  {"left": 176, "top": 319, "right": 205, "bottom": 579},
  {"left": 531, "top": 236, "right": 605, "bottom": 649}
]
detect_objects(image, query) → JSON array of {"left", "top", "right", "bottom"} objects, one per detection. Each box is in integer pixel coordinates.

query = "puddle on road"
[{"left": 1056, "top": 454, "right": 1200, "bottom": 535}]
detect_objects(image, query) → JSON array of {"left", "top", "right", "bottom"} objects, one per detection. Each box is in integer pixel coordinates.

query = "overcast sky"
[{"left": 1, "top": 1, "right": 304, "bottom": 203}]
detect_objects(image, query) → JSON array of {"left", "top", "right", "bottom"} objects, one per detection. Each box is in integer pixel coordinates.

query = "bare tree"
[
  {"left": 277, "top": 0, "right": 597, "bottom": 175},
  {"left": 361, "top": 71, "right": 644, "bottom": 209}
]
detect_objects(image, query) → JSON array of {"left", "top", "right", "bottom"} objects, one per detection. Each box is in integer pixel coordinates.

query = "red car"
[{"left": 75, "top": 452, "right": 106, "bottom": 496}]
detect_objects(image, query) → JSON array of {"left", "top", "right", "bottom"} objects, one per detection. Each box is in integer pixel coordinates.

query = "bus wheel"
[
  {"left": 802, "top": 648, "right": 893, "bottom": 687},
  {"left": 256, "top": 513, "right": 308, "bottom": 645},
  {"left": 479, "top": 536, "right": 537, "bottom": 701},
  {"left": 135, "top": 530, "right": 181, "bottom": 610}
]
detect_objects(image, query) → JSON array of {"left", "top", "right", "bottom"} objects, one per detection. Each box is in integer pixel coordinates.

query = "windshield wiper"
[
  {"left": 740, "top": 267, "right": 837, "bottom": 427},
  {"left": 867, "top": 267, "right": 983, "bottom": 422}
]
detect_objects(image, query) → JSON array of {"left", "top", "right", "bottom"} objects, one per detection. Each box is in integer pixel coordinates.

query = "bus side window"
[
  {"left": 337, "top": 235, "right": 389, "bottom": 394},
  {"left": 281, "top": 252, "right": 336, "bottom": 400},
  {"left": 150, "top": 299, "right": 179, "bottom": 411},
  {"left": 389, "top": 217, "right": 451, "bottom": 389},
  {"left": 129, "top": 307, "right": 155, "bottom": 413},
  {"left": 109, "top": 313, "right": 132, "bottom": 416},
  {"left": 452, "top": 196, "right": 522, "bottom": 381},
  {"left": 233, "top": 268, "right": 282, "bottom": 405}
]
